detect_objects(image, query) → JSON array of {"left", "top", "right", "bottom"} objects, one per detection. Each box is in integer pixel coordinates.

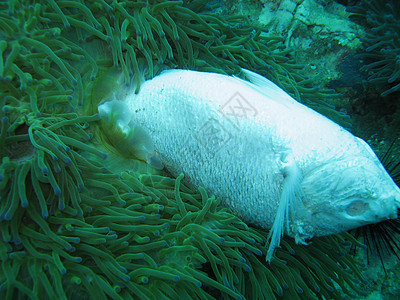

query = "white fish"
[{"left": 98, "top": 69, "right": 400, "bottom": 262}]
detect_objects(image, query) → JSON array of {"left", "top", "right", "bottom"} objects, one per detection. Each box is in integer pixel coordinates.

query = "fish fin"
[
  {"left": 98, "top": 99, "right": 129, "bottom": 129},
  {"left": 146, "top": 155, "right": 164, "bottom": 170},
  {"left": 237, "top": 68, "right": 297, "bottom": 106},
  {"left": 266, "top": 154, "right": 303, "bottom": 262},
  {"left": 98, "top": 99, "right": 163, "bottom": 169}
]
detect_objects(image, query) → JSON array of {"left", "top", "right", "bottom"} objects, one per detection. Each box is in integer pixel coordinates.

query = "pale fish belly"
[{"left": 106, "top": 69, "right": 400, "bottom": 261}]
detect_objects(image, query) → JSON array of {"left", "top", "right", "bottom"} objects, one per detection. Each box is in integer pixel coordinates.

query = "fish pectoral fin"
[{"left": 266, "top": 156, "right": 303, "bottom": 263}]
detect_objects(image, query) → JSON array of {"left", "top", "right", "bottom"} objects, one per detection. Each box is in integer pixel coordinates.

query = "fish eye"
[{"left": 346, "top": 200, "right": 369, "bottom": 216}]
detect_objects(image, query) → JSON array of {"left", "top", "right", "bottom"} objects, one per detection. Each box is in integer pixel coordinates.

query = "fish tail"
[{"left": 98, "top": 99, "right": 163, "bottom": 170}]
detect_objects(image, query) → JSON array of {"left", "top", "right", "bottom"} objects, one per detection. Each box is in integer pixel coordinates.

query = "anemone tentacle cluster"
[
  {"left": 348, "top": 0, "right": 400, "bottom": 97},
  {"left": 0, "top": 0, "right": 363, "bottom": 298}
]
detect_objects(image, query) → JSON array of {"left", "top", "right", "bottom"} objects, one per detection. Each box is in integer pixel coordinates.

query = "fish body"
[{"left": 99, "top": 69, "right": 400, "bottom": 261}]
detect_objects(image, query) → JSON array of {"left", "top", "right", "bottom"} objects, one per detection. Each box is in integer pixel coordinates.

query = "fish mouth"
[{"left": 392, "top": 189, "right": 400, "bottom": 218}]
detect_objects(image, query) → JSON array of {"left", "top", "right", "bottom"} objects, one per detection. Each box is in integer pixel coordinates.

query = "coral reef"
[
  {"left": 0, "top": 0, "right": 365, "bottom": 299},
  {"left": 260, "top": 0, "right": 361, "bottom": 48},
  {"left": 222, "top": 0, "right": 364, "bottom": 113}
]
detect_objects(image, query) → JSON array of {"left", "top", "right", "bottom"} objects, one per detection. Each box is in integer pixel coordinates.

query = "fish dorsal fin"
[
  {"left": 266, "top": 153, "right": 303, "bottom": 262},
  {"left": 236, "top": 68, "right": 297, "bottom": 107}
]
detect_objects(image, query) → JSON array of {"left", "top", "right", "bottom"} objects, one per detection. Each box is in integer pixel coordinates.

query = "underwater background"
[{"left": 0, "top": 0, "right": 399, "bottom": 299}]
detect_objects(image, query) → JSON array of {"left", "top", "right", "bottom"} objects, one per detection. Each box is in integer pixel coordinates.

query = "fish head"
[{"left": 298, "top": 146, "right": 400, "bottom": 239}]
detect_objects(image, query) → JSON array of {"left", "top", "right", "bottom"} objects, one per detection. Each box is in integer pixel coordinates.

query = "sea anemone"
[
  {"left": 0, "top": 0, "right": 363, "bottom": 299},
  {"left": 348, "top": 0, "right": 400, "bottom": 97}
]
